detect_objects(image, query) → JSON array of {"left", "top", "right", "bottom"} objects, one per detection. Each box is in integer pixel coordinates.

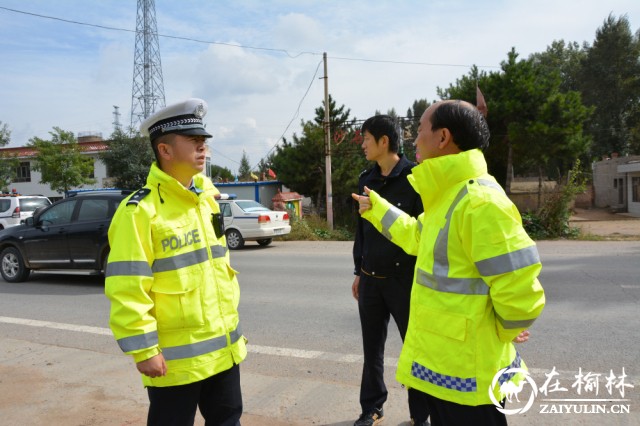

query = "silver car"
[{"left": 217, "top": 199, "right": 291, "bottom": 249}]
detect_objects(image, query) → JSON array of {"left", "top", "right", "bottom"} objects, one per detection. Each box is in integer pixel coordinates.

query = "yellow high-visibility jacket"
[
  {"left": 362, "top": 149, "right": 545, "bottom": 406},
  {"left": 105, "top": 163, "right": 246, "bottom": 387}
]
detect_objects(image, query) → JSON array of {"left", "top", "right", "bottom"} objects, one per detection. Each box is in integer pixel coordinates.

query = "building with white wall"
[
  {"left": 592, "top": 154, "right": 640, "bottom": 217},
  {"left": 0, "top": 135, "right": 211, "bottom": 202}
]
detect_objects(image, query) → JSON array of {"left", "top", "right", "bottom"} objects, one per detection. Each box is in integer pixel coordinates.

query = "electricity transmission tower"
[{"left": 130, "top": 0, "right": 166, "bottom": 131}]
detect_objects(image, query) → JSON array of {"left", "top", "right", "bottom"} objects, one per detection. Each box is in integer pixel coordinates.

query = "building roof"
[
  {"left": 272, "top": 191, "right": 303, "bottom": 201},
  {"left": 0, "top": 140, "right": 110, "bottom": 158}
]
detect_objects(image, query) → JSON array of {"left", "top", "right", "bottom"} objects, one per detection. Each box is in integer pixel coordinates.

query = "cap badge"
[{"left": 194, "top": 102, "right": 205, "bottom": 119}]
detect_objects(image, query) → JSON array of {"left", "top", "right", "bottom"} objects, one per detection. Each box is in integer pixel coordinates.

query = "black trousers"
[
  {"left": 423, "top": 391, "right": 507, "bottom": 426},
  {"left": 358, "top": 273, "right": 429, "bottom": 422},
  {"left": 147, "top": 364, "right": 242, "bottom": 426}
]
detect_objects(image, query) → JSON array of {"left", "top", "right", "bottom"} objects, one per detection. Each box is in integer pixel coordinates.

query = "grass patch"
[{"left": 281, "top": 213, "right": 353, "bottom": 241}]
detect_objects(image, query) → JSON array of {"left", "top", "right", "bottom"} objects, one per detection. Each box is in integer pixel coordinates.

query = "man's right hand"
[
  {"left": 351, "top": 187, "right": 372, "bottom": 215},
  {"left": 136, "top": 353, "right": 167, "bottom": 378},
  {"left": 352, "top": 275, "right": 360, "bottom": 301}
]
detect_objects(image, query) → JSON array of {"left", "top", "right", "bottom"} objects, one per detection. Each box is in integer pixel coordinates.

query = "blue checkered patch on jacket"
[{"left": 411, "top": 362, "right": 477, "bottom": 392}]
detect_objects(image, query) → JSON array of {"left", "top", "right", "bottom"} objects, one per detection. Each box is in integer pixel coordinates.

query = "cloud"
[
  {"left": 1, "top": 0, "right": 639, "bottom": 176},
  {"left": 272, "top": 13, "right": 323, "bottom": 52}
]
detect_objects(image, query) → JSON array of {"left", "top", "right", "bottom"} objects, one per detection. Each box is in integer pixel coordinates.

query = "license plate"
[{"left": 274, "top": 228, "right": 284, "bottom": 235}]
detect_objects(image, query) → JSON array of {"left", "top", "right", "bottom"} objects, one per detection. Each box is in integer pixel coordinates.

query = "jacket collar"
[
  {"left": 147, "top": 162, "right": 219, "bottom": 202},
  {"left": 407, "top": 149, "right": 487, "bottom": 206},
  {"left": 372, "top": 154, "right": 414, "bottom": 179}
]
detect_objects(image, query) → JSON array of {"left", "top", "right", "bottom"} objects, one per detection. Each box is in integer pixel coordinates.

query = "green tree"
[
  {"left": 28, "top": 127, "right": 96, "bottom": 194},
  {"left": 272, "top": 121, "right": 325, "bottom": 205},
  {"left": 238, "top": 151, "right": 252, "bottom": 181},
  {"left": 530, "top": 40, "right": 587, "bottom": 93},
  {"left": 0, "top": 121, "right": 10, "bottom": 146},
  {"left": 439, "top": 51, "right": 591, "bottom": 192},
  {"left": 403, "top": 98, "right": 432, "bottom": 160},
  {"left": 0, "top": 122, "right": 18, "bottom": 192},
  {"left": 99, "top": 128, "right": 154, "bottom": 189},
  {"left": 271, "top": 95, "right": 365, "bottom": 226},
  {"left": 210, "top": 164, "right": 234, "bottom": 182},
  {"left": 578, "top": 14, "right": 640, "bottom": 157}
]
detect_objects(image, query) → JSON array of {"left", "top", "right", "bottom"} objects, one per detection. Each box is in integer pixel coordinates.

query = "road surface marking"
[{"left": 0, "top": 315, "right": 568, "bottom": 376}]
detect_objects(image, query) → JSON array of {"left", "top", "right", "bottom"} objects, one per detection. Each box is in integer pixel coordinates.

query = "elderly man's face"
[{"left": 414, "top": 104, "right": 441, "bottom": 161}]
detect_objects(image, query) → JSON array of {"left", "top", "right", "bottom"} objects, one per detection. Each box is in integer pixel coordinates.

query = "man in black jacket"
[{"left": 352, "top": 115, "right": 429, "bottom": 426}]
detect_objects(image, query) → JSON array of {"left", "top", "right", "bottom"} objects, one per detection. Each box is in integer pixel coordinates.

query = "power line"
[
  {"left": 0, "top": 6, "right": 500, "bottom": 68},
  {"left": 0, "top": 6, "right": 317, "bottom": 59},
  {"left": 209, "top": 147, "right": 240, "bottom": 166},
  {"left": 329, "top": 56, "right": 499, "bottom": 69},
  {"left": 251, "top": 59, "right": 323, "bottom": 170}
]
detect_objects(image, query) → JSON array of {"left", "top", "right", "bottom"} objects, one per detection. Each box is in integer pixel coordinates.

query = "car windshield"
[
  {"left": 235, "top": 200, "right": 270, "bottom": 213},
  {"left": 19, "top": 197, "right": 50, "bottom": 212}
]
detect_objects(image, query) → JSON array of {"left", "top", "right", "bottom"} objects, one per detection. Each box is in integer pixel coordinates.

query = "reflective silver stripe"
[
  {"left": 162, "top": 325, "right": 242, "bottom": 361},
  {"left": 475, "top": 245, "right": 540, "bottom": 276},
  {"left": 117, "top": 330, "right": 158, "bottom": 352},
  {"left": 106, "top": 261, "right": 153, "bottom": 277},
  {"left": 210, "top": 245, "right": 228, "bottom": 259},
  {"left": 152, "top": 247, "right": 208, "bottom": 273},
  {"left": 230, "top": 324, "right": 242, "bottom": 343},
  {"left": 416, "top": 268, "right": 489, "bottom": 295},
  {"left": 432, "top": 187, "right": 468, "bottom": 277},
  {"left": 418, "top": 219, "right": 423, "bottom": 233},
  {"left": 477, "top": 178, "right": 505, "bottom": 195},
  {"left": 495, "top": 312, "right": 537, "bottom": 329},
  {"left": 380, "top": 205, "right": 404, "bottom": 240}
]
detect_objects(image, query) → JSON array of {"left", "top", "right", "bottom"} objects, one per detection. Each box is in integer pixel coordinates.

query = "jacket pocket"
[
  {"left": 151, "top": 274, "right": 205, "bottom": 331},
  {"left": 417, "top": 307, "right": 467, "bottom": 342},
  {"left": 410, "top": 305, "right": 475, "bottom": 378}
]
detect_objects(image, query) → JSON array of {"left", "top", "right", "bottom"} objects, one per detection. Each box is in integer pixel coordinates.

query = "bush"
[
  {"left": 523, "top": 161, "right": 585, "bottom": 240},
  {"left": 281, "top": 213, "right": 353, "bottom": 241}
]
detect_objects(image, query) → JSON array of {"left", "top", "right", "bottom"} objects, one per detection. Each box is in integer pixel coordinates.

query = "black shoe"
[
  {"left": 410, "top": 418, "right": 430, "bottom": 426},
  {"left": 354, "top": 407, "right": 384, "bottom": 426}
]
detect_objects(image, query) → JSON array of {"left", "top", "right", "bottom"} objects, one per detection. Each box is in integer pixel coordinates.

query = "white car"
[
  {"left": 0, "top": 195, "right": 52, "bottom": 230},
  {"left": 217, "top": 198, "right": 291, "bottom": 249}
]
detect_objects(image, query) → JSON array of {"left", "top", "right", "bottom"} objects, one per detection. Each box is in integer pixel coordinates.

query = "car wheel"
[
  {"left": 256, "top": 238, "right": 272, "bottom": 246},
  {"left": 225, "top": 229, "right": 244, "bottom": 250},
  {"left": 0, "top": 247, "right": 30, "bottom": 283}
]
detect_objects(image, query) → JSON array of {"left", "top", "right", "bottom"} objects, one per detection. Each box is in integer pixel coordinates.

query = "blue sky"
[{"left": 1, "top": 1, "right": 639, "bottom": 174}]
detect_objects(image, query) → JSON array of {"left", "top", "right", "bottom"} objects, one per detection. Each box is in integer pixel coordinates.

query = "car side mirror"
[{"left": 25, "top": 217, "right": 34, "bottom": 227}]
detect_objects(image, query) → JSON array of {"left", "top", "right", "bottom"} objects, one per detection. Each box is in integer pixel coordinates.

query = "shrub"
[
  {"left": 281, "top": 213, "right": 354, "bottom": 241},
  {"left": 523, "top": 161, "right": 585, "bottom": 239}
]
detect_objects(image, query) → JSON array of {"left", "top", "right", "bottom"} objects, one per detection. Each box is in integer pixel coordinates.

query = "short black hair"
[
  {"left": 361, "top": 115, "right": 401, "bottom": 153},
  {"left": 430, "top": 101, "right": 490, "bottom": 151},
  {"left": 152, "top": 133, "right": 176, "bottom": 165}
]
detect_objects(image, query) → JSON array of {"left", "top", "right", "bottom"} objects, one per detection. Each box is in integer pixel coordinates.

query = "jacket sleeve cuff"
[
  {"left": 361, "top": 190, "right": 392, "bottom": 227},
  {"left": 133, "top": 346, "right": 161, "bottom": 363}
]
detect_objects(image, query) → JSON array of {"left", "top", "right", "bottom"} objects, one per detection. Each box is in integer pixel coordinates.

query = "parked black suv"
[{"left": 0, "top": 190, "right": 131, "bottom": 282}]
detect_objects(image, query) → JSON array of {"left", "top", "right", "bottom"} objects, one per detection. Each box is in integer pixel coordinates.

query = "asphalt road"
[{"left": 0, "top": 240, "right": 639, "bottom": 425}]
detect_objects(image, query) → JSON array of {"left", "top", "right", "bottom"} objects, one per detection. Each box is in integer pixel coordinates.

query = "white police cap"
[{"left": 140, "top": 98, "right": 213, "bottom": 141}]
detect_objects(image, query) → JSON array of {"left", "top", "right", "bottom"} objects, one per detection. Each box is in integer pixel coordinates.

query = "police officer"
[
  {"left": 105, "top": 98, "right": 246, "bottom": 426},
  {"left": 353, "top": 101, "right": 545, "bottom": 425},
  {"left": 352, "top": 115, "right": 429, "bottom": 426}
]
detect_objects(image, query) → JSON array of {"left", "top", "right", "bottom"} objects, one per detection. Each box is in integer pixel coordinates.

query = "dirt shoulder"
[{"left": 569, "top": 207, "right": 640, "bottom": 239}]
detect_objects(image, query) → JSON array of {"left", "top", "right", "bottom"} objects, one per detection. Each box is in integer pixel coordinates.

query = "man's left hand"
[{"left": 513, "top": 330, "right": 530, "bottom": 344}]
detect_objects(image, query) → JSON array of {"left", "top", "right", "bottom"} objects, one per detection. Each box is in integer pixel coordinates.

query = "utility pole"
[
  {"left": 323, "top": 52, "right": 333, "bottom": 230},
  {"left": 130, "top": 0, "right": 166, "bottom": 131}
]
